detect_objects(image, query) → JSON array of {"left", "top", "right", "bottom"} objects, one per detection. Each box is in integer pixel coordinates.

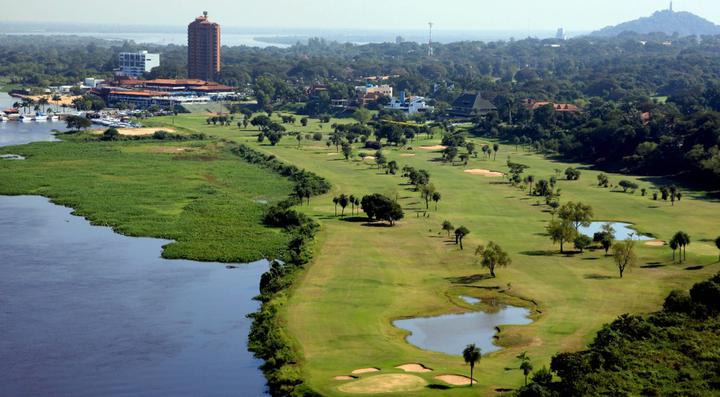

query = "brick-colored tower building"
[{"left": 187, "top": 11, "right": 221, "bottom": 82}]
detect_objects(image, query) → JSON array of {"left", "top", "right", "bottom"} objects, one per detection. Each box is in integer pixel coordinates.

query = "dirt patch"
[
  {"left": 395, "top": 363, "right": 432, "bottom": 373},
  {"left": 645, "top": 240, "right": 665, "bottom": 247},
  {"left": 435, "top": 374, "right": 476, "bottom": 386},
  {"left": 150, "top": 146, "right": 192, "bottom": 154},
  {"left": 464, "top": 169, "right": 504, "bottom": 177},
  {"left": 333, "top": 375, "right": 356, "bottom": 381},
  {"left": 400, "top": 154, "right": 416, "bottom": 157},
  {"left": 351, "top": 367, "right": 380, "bottom": 375},
  {"left": 418, "top": 145, "right": 447, "bottom": 151},
  {"left": 338, "top": 374, "right": 427, "bottom": 394}
]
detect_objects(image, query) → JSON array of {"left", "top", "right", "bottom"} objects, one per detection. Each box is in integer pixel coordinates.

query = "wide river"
[{"left": 0, "top": 121, "right": 269, "bottom": 396}]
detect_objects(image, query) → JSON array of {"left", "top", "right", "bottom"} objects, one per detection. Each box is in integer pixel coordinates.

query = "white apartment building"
[{"left": 118, "top": 51, "right": 160, "bottom": 77}]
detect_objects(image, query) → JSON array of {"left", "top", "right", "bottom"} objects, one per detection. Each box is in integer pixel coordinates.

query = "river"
[{"left": 0, "top": 122, "right": 269, "bottom": 396}]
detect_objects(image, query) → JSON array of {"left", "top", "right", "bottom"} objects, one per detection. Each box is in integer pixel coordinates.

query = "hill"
[{"left": 591, "top": 9, "right": 720, "bottom": 37}]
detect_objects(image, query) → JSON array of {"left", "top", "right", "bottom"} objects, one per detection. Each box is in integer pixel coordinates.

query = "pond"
[
  {"left": 393, "top": 303, "right": 533, "bottom": 356},
  {"left": 578, "top": 222, "right": 652, "bottom": 241}
]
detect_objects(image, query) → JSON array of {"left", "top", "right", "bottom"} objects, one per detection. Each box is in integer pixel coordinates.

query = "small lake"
[
  {"left": 393, "top": 304, "right": 533, "bottom": 356},
  {"left": 578, "top": 222, "right": 652, "bottom": 241}
]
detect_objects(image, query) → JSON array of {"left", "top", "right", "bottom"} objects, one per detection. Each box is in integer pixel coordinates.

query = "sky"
[{"left": 4, "top": 0, "right": 719, "bottom": 32}]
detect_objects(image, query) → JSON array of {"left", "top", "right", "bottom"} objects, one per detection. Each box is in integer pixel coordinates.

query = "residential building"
[
  {"left": 450, "top": 93, "right": 497, "bottom": 118},
  {"left": 118, "top": 51, "right": 160, "bottom": 77},
  {"left": 386, "top": 91, "right": 434, "bottom": 114},
  {"left": 355, "top": 84, "right": 393, "bottom": 106},
  {"left": 188, "top": 11, "right": 221, "bottom": 82},
  {"left": 522, "top": 99, "right": 580, "bottom": 113}
]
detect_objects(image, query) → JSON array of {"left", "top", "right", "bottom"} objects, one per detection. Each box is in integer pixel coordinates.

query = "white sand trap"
[
  {"left": 645, "top": 240, "right": 665, "bottom": 247},
  {"left": 464, "top": 169, "right": 504, "bottom": 177},
  {"left": 418, "top": 145, "right": 447, "bottom": 151},
  {"left": 338, "top": 374, "right": 427, "bottom": 394},
  {"left": 334, "top": 375, "right": 356, "bottom": 381},
  {"left": 351, "top": 367, "right": 380, "bottom": 375},
  {"left": 362, "top": 156, "right": 377, "bottom": 163},
  {"left": 435, "top": 374, "right": 476, "bottom": 386},
  {"left": 326, "top": 152, "right": 338, "bottom": 156},
  {"left": 91, "top": 127, "right": 176, "bottom": 136},
  {"left": 395, "top": 363, "right": 432, "bottom": 373}
]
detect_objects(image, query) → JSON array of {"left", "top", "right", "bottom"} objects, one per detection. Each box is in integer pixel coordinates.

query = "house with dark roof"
[{"left": 449, "top": 93, "right": 497, "bottom": 118}]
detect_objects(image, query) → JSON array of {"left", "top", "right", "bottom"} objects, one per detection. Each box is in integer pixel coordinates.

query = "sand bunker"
[
  {"left": 326, "top": 152, "right": 339, "bottom": 156},
  {"left": 435, "top": 374, "right": 476, "bottom": 386},
  {"left": 395, "top": 363, "right": 432, "bottom": 373},
  {"left": 418, "top": 145, "right": 447, "bottom": 151},
  {"left": 464, "top": 169, "right": 504, "bottom": 177},
  {"left": 92, "top": 127, "right": 177, "bottom": 136},
  {"left": 351, "top": 367, "right": 380, "bottom": 375},
  {"left": 645, "top": 240, "right": 665, "bottom": 247},
  {"left": 362, "top": 156, "right": 377, "bottom": 163},
  {"left": 400, "top": 153, "right": 416, "bottom": 157},
  {"left": 338, "top": 374, "right": 427, "bottom": 394},
  {"left": 334, "top": 375, "right": 356, "bottom": 381}
]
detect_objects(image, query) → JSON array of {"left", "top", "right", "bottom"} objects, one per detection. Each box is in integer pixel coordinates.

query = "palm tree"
[
  {"left": 455, "top": 226, "right": 470, "bottom": 250},
  {"left": 715, "top": 236, "right": 720, "bottom": 262},
  {"left": 520, "top": 359, "right": 533, "bottom": 386},
  {"left": 38, "top": 97, "right": 49, "bottom": 112},
  {"left": 672, "top": 231, "right": 691, "bottom": 262},
  {"left": 462, "top": 344, "right": 481, "bottom": 387},
  {"left": 442, "top": 220, "right": 454, "bottom": 238},
  {"left": 332, "top": 196, "right": 339, "bottom": 216},
  {"left": 669, "top": 238, "right": 679, "bottom": 262},
  {"left": 52, "top": 95, "right": 61, "bottom": 112},
  {"left": 669, "top": 186, "right": 677, "bottom": 206},
  {"left": 493, "top": 143, "right": 499, "bottom": 160},
  {"left": 432, "top": 192, "right": 442, "bottom": 210},
  {"left": 338, "top": 194, "right": 349, "bottom": 216},
  {"left": 349, "top": 195, "right": 356, "bottom": 215}
]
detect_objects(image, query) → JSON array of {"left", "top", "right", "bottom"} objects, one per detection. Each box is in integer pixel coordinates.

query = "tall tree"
[
  {"left": 420, "top": 183, "right": 436, "bottom": 209},
  {"left": 669, "top": 237, "right": 679, "bottom": 262},
  {"left": 455, "top": 226, "right": 470, "bottom": 250},
  {"left": 613, "top": 240, "right": 637, "bottom": 278},
  {"left": 332, "top": 196, "right": 339, "bottom": 216},
  {"left": 462, "top": 344, "right": 481, "bottom": 387},
  {"left": 475, "top": 242, "right": 512, "bottom": 277},
  {"left": 547, "top": 220, "right": 577, "bottom": 254},
  {"left": 442, "top": 220, "right": 454, "bottom": 237},
  {"left": 520, "top": 359, "right": 533, "bottom": 386},
  {"left": 558, "top": 202, "right": 594, "bottom": 230},
  {"left": 432, "top": 192, "right": 442, "bottom": 210},
  {"left": 716, "top": 236, "right": 720, "bottom": 262},
  {"left": 493, "top": 143, "right": 499, "bottom": 160},
  {"left": 338, "top": 194, "right": 349, "bottom": 216},
  {"left": 672, "top": 231, "right": 691, "bottom": 262}
]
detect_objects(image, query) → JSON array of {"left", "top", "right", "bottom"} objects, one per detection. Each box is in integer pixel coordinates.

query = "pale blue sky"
[{"left": 5, "top": 0, "right": 718, "bottom": 31}]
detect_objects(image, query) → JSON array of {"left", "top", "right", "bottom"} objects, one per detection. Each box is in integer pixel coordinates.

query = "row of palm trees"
[
  {"left": 332, "top": 194, "right": 360, "bottom": 217},
  {"left": 462, "top": 345, "right": 534, "bottom": 388},
  {"left": 11, "top": 95, "right": 67, "bottom": 114}
]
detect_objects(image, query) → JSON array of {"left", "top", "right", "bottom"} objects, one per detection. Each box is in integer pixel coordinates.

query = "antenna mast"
[{"left": 428, "top": 22, "right": 434, "bottom": 57}]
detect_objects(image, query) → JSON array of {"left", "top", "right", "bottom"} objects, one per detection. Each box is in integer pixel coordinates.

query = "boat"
[
  {"left": 0, "top": 115, "right": 8, "bottom": 122},
  {"left": 33, "top": 112, "right": 48, "bottom": 122},
  {"left": 49, "top": 115, "right": 59, "bottom": 121},
  {"left": 19, "top": 114, "right": 33, "bottom": 122}
]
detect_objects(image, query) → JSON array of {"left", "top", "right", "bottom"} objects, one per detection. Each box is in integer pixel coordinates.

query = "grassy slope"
[
  {"left": 0, "top": 137, "right": 294, "bottom": 263},
  {"left": 153, "top": 113, "right": 720, "bottom": 396}
]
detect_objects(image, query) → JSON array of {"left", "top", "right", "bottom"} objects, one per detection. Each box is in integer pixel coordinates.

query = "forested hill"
[{"left": 592, "top": 9, "right": 720, "bottom": 37}]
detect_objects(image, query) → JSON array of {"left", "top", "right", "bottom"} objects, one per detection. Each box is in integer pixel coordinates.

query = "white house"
[{"left": 386, "top": 91, "right": 434, "bottom": 114}]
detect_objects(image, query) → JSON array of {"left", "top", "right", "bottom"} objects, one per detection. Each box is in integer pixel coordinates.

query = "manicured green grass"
[
  {"left": 0, "top": 138, "right": 294, "bottom": 263},
  {"left": 147, "top": 113, "right": 720, "bottom": 395}
]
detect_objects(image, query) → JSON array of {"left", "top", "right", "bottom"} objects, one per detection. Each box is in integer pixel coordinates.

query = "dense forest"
[
  {"left": 516, "top": 273, "right": 720, "bottom": 397},
  {"left": 2, "top": 33, "right": 719, "bottom": 185}
]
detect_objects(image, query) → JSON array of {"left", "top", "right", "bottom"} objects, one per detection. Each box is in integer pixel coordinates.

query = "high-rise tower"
[
  {"left": 428, "top": 22, "right": 434, "bottom": 57},
  {"left": 188, "top": 11, "right": 221, "bottom": 82}
]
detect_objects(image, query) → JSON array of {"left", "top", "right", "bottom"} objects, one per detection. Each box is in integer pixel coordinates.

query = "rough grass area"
[
  {"left": 0, "top": 139, "right": 294, "bottom": 263},
  {"left": 146, "top": 112, "right": 720, "bottom": 396}
]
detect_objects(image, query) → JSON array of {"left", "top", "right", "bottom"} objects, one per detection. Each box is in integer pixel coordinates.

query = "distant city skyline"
[{"left": 4, "top": 0, "right": 718, "bottom": 32}]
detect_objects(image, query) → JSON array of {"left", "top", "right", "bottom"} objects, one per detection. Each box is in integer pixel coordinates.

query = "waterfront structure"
[
  {"left": 188, "top": 11, "right": 221, "bottom": 82},
  {"left": 118, "top": 51, "right": 160, "bottom": 78}
]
